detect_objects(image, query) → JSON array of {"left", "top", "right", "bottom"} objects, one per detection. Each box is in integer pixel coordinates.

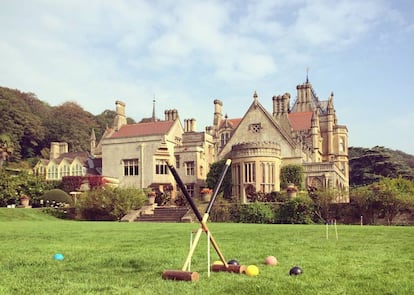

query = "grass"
[{"left": 1, "top": 208, "right": 414, "bottom": 295}]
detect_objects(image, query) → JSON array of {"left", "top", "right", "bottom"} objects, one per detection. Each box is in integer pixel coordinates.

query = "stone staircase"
[{"left": 135, "top": 206, "right": 190, "bottom": 222}]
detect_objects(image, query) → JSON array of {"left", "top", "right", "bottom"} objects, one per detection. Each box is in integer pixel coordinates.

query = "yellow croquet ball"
[
  {"left": 213, "top": 260, "right": 224, "bottom": 265},
  {"left": 246, "top": 265, "right": 259, "bottom": 277}
]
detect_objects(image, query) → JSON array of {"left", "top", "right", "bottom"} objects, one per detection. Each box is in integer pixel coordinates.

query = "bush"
[
  {"left": 238, "top": 202, "right": 276, "bottom": 224},
  {"left": 42, "top": 207, "right": 70, "bottom": 219},
  {"left": 210, "top": 196, "right": 232, "bottom": 222},
  {"left": 42, "top": 189, "right": 72, "bottom": 206},
  {"left": 155, "top": 191, "right": 171, "bottom": 206},
  {"left": 277, "top": 195, "right": 314, "bottom": 224},
  {"left": 77, "top": 187, "right": 147, "bottom": 220},
  {"left": 280, "top": 164, "right": 304, "bottom": 189}
]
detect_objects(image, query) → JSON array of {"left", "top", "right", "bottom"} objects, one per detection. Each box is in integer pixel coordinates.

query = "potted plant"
[
  {"left": 19, "top": 195, "right": 31, "bottom": 207},
  {"left": 200, "top": 188, "right": 212, "bottom": 203},
  {"left": 286, "top": 184, "right": 298, "bottom": 198}
]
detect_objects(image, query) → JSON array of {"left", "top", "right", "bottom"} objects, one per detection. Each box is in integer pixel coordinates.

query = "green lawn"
[{"left": 1, "top": 208, "right": 413, "bottom": 295}]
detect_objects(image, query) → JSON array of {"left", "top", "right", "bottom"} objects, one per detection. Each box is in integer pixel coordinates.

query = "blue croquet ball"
[
  {"left": 289, "top": 266, "right": 303, "bottom": 276},
  {"left": 53, "top": 253, "right": 64, "bottom": 261},
  {"left": 228, "top": 259, "right": 239, "bottom": 266}
]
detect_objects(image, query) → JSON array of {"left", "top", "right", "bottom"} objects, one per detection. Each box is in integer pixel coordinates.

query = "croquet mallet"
[{"left": 162, "top": 159, "right": 246, "bottom": 281}]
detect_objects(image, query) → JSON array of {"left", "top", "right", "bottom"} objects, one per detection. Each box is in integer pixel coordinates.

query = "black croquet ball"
[
  {"left": 228, "top": 259, "right": 239, "bottom": 266},
  {"left": 289, "top": 266, "right": 303, "bottom": 276}
]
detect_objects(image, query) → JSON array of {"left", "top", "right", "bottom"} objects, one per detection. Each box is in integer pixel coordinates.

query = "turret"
[{"left": 213, "top": 99, "right": 223, "bottom": 127}]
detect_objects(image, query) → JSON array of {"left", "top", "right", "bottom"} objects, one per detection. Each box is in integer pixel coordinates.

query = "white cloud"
[{"left": 0, "top": 0, "right": 413, "bottom": 153}]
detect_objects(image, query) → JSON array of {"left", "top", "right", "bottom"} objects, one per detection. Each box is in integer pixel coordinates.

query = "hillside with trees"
[
  {"left": 2, "top": 86, "right": 414, "bottom": 186},
  {"left": 0, "top": 86, "right": 135, "bottom": 165},
  {"left": 349, "top": 146, "right": 414, "bottom": 187},
  {"left": 1, "top": 87, "right": 414, "bottom": 224}
]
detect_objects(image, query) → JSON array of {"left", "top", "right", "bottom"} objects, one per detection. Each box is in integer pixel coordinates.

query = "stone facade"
[
  {"left": 34, "top": 142, "right": 101, "bottom": 180},
  {"left": 99, "top": 102, "right": 215, "bottom": 198},
  {"left": 207, "top": 80, "right": 349, "bottom": 202},
  {"left": 34, "top": 78, "right": 349, "bottom": 203}
]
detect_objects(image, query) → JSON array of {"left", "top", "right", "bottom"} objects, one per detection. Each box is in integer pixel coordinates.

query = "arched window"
[{"left": 220, "top": 132, "right": 230, "bottom": 148}]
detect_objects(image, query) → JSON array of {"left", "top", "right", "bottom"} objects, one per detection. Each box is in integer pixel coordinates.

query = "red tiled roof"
[
  {"left": 288, "top": 112, "right": 313, "bottom": 131},
  {"left": 110, "top": 120, "right": 175, "bottom": 138},
  {"left": 219, "top": 118, "right": 242, "bottom": 129}
]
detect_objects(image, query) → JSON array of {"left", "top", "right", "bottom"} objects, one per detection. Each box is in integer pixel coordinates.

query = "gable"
[{"left": 219, "top": 99, "right": 297, "bottom": 158}]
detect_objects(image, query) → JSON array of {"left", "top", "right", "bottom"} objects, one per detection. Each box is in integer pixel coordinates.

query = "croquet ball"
[
  {"left": 228, "top": 259, "right": 239, "bottom": 265},
  {"left": 213, "top": 260, "right": 224, "bottom": 265},
  {"left": 53, "top": 253, "right": 64, "bottom": 261},
  {"left": 246, "top": 265, "right": 259, "bottom": 277},
  {"left": 265, "top": 255, "right": 278, "bottom": 266},
  {"left": 289, "top": 266, "right": 303, "bottom": 276}
]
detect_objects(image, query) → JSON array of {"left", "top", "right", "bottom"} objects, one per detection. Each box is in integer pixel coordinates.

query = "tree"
[
  {"left": 309, "top": 188, "right": 336, "bottom": 222},
  {"left": 280, "top": 164, "right": 304, "bottom": 189},
  {"left": 206, "top": 159, "right": 232, "bottom": 199},
  {"left": 350, "top": 178, "right": 414, "bottom": 225},
  {"left": 349, "top": 146, "right": 414, "bottom": 186},
  {"left": 372, "top": 178, "right": 414, "bottom": 225},
  {"left": 0, "top": 88, "right": 47, "bottom": 159},
  {"left": 0, "top": 168, "right": 51, "bottom": 206},
  {"left": 77, "top": 187, "right": 147, "bottom": 220},
  {"left": 44, "top": 102, "right": 97, "bottom": 152},
  {"left": 0, "top": 133, "right": 14, "bottom": 167}
]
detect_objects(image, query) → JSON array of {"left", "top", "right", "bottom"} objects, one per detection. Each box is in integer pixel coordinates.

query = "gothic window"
[
  {"left": 123, "top": 159, "right": 139, "bottom": 176},
  {"left": 72, "top": 164, "right": 82, "bottom": 176},
  {"left": 48, "top": 165, "right": 59, "bottom": 180},
  {"left": 244, "top": 162, "right": 255, "bottom": 183},
  {"left": 61, "top": 165, "right": 70, "bottom": 177},
  {"left": 260, "top": 162, "right": 275, "bottom": 192},
  {"left": 249, "top": 123, "right": 261, "bottom": 133},
  {"left": 220, "top": 132, "right": 230, "bottom": 147},
  {"left": 155, "top": 159, "right": 168, "bottom": 175},
  {"left": 185, "top": 161, "right": 195, "bottom": 176}
]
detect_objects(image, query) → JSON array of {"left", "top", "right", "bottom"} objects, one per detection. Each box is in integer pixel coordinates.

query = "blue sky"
[{"left": 1, "top": 0, "right": 413, "bottom": 154}]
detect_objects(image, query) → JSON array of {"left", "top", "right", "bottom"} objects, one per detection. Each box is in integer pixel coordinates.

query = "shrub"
[
  {"left": 42, "top": 207, "right": 69, "bottom": 219},
  {"left": 155, "top": 191, "right": 171, "bottom": 206},
  {"left": 174, "top": 192, "right": 188, "bottom": 207},
  {"left": 280, "top": 164, "right": 304, "bottom": 189},
  {"left": 77, "top": 187, "right": 147, "bottom": 220},
  {"left": 42, "top": 189, "right": 72, "bottom": 206},
  {"left": 238, "top": 202, "right": 275, "bottom": 224},
  {"left": 210, "top": 196, "right": 232, "bottom": 222},
  {"left": 277, "top": 195, "right": 314, "bottom": 224}
]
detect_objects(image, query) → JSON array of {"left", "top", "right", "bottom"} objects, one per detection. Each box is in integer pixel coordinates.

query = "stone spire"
[{"left": 152, "top": 98, "right": 156, "bottom": 122}]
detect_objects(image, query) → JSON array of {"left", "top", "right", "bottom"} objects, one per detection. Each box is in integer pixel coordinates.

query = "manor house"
[{"left": 35, "top": 78, "right": 349, "bottom": 202}]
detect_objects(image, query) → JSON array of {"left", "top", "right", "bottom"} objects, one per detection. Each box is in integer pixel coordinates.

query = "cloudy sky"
[{"left": 1, "top": 0, "right": 413, "bottom": 154}]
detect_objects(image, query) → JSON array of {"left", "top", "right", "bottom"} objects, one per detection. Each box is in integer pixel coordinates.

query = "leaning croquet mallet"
[{"left": 162, "top": 159, "right": 245, "bottom": 281}]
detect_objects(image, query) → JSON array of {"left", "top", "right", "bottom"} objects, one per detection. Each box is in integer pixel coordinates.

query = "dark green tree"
[
  {"left": 280, "top": 164, "right": 304, "bottom": 189},
  {"left": 44, "top": 102, "right": 97, "bottom": 152},
  {"left": 206, "top": 159, "right": 232, "bottom": 199}
]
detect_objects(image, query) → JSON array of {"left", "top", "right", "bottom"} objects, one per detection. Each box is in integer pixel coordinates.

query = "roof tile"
[
  {"left": 288, "top": 112, "right": 313, "bottom": 131},
  {"left": 110, "top": 121, "right": 175, "bottom": 138}
]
